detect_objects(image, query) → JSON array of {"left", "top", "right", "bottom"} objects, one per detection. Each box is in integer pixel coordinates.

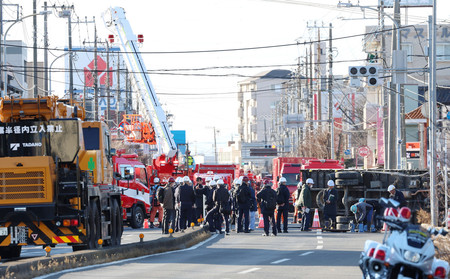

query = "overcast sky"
[{"left": 9, "top": 0, "right": 449, "bottom": 156}]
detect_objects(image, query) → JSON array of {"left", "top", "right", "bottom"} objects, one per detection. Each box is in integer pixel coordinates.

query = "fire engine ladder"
[{"left": 107, "top": 7, "right": 177, "bottom": 158}]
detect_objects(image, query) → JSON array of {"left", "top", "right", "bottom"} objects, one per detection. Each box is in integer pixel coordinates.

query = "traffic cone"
[
  {"left": 310, "top": 209, "right": 322, "bottom": 230},
  {"left": 143, "top": 219, "right": 149, "bottom": 229},
  {"left": 258, "top": 214, "right": 264, "bottom": 228}
]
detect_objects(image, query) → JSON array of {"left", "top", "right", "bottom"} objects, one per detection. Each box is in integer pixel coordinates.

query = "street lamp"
[
  {"left": 1, "top": 10, "right": 52, "bottom": 98},
  {"left": 48, "top": 52, "right": 70, "bottom": 96}
]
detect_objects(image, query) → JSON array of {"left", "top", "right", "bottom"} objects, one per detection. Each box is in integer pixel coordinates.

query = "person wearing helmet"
[
  {"left": 276, "top": 177, "right": 290, "bottom": 233},
  {"left": 174, "top": 176, "right": 195, "bottom": 232},
  {"left": 160, "top": 177, "right": 176, "bottom": 234},
  {"left": 299, "top": 178, "right": 314, "bottom": 231},
  {"left": 193, "top": 177, "right": 205, "bottom": 225},
  {"left": 234, "top": 176, "right": 253, "bottom": 233},
  {"left": 206, "top": 179, "right": 231, "bottom": 234},
  {"left": 149, "top": 177, "right": 163, "bottom": 228},
  {"left": 323, "top": 180, "right": 338, "bottom": 229},
  {"left": 351, "top": 201, "right": 374, "bottom": 232},
  {"left": 257, "top": 179, "right": 278, "bottom": 236},
  {"left": 387, "top": 185, "right": 406, "bottom": 207}
]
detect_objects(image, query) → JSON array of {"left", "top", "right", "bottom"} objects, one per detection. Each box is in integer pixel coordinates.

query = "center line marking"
[
  {"left": 316, "top": 245, "right": 323, "bottom": 249},
  {"left": 317, "top": 236, "right": 323, "bottom": 239},
  {"left": 271, "top": 258, "right": 290, "bottom": 264},
  {"left": 317, "top": 240, "right": 323, "bottom": 244},
  {"left": 300, "top": 251, "right": 314, "bottom": 256},
  {"left": 238, "top": 268, "right": 261, "bottom": 274}
]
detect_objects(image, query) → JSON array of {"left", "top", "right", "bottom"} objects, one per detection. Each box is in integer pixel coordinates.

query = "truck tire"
[
  {"left": 335, "top": 179, "right": 359, "bottom": 186},
  {"left": 111, "top": 199, "right": 122, "bottom": 246},
  {"left": 130, "top": 205, "right": 144, "bottom": 229},
  {"left": 336, "top": 216, "right": 352, "bottom": 224},
  {"left": 316, "top": 189, "right": 326, "bottom": 210},
  {"left": 335, "top": 172, "right": 360, "bottom": 180},
  {"left": 336, "top": 223, "right": 349, "bottom": 231},
  {"left": 0, "top": 246, "right": 21, "bottom": 259},
  {"left": 87, "top": 200, "right": 101, "bottom": 249}
]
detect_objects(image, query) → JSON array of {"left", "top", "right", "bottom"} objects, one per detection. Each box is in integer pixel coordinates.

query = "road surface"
[{"left": 36, "top": 225, "right": 384, "bottom": 279}]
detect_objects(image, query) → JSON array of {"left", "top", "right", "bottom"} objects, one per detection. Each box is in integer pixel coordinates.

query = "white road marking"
[
  {"left": 238, "top": 267, "right": 261, "bottom": 274},
  {"left": 271, "top": 258, "right": 290, "bottom": 264},
  {"left": 316, "top": 245, "right": 323, "bottom": 249},
  {"left": 317, "top": 236, "right": 323, "bottom": 239},
  {"left": 35, "top": 233, "right": 219, "bottom": 279},
  {"left": 300, "top": 251, "right": 314, "bottom": 256},
  {"left": 317, "top": 240, "right": 323, "bottom": 244}
]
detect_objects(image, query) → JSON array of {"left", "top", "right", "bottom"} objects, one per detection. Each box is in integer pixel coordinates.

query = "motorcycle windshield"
[{"left": 406, "top": 225, "right": 429, "bottom": 248}]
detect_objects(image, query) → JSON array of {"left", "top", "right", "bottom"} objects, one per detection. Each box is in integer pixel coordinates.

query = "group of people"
[{"left": 149, "top": 173, "right": 408, "bottom": 235}]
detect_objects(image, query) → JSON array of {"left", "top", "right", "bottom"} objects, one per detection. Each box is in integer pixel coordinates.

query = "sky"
[{"left": 7, "top": 0, "right": 450, "bottom": 156}]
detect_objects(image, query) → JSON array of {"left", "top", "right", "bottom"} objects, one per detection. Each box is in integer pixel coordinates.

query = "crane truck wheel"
[
  {"left": 0, "top": 246, "right": 22, "bottom": 259},
  {"left": 130, "top": 205, "right": 144, "bottom": 229},
  {"left": 87, "top": 200, "right": 101, "bottom": 249},
  {"left": 111, "top": 199, "right": 122, "bottom": 246}
]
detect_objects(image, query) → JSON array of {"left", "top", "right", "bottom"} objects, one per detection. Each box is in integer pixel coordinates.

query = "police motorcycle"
[{"left": 359, "top": 198, "right": 449, "bottom": 279}]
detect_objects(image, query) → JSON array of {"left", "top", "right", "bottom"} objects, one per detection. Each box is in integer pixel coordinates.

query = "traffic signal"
[
  {"left": 367, "top": 65, "right": 380, "bottom": 87},
  {"left": 348, "top": 65, "right": 380, "bottom": 87}
]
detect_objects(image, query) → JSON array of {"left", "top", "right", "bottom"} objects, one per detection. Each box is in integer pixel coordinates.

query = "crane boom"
[{"left": 108, "top": 7, "right": 176, "bottom": 158}]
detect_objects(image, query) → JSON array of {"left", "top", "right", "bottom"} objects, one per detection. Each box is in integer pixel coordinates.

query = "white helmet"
[
  {"left": 306, "top": 178, "right": 314, "bottom": 184},
  {"left": 154, "top": 177, "right": 160, "bottom": 183},
  {"left": 388, "top": 185, "right": 396, "bottom": 192},
  {"left": 183, "top": 176, "right": 191, "bottom": 183},
  {"left": 327, "top": 180, "right": 335, "bottom": 187},
  {"left": 210, "top": 180, "right": 217, "bottom": 187},
  {"left": 205, "top": 177, "right": 212, "bottom": 182},
  {"left": 175, "top": 177, "right": 182, "bottom": 183},
  {"left": 217, "top": 179, "right": 224, "bottom": 185},
  {"left": 279, "top": 177, "right": 287, "bottom": 184},
  {"left": 213, "top": 175, "right": 221, "bottom": 181},
  {"left": 233, "top": 179, "right": 237, "bottom": 185},
  {"left": 236, "top": 177, "right": 242, "bottom": 185}
]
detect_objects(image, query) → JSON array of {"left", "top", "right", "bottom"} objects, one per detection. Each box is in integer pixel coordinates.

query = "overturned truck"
[{"left": 299, "top": 164, "right": 429, "bottom": 230}]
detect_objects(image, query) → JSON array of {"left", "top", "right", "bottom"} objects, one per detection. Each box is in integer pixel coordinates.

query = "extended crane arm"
[{"left": 108, "top": 7, "right": 176, "bottom": 158}]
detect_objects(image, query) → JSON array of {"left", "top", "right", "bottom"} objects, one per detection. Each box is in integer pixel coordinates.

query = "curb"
[{"left": 0, "top": 227, "right": 211, "bottom": 279}]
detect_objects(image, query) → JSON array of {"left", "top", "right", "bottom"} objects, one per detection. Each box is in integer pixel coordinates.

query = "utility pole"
[
  {"left": 309, "top": 42, "right": 313, "bottom": 134},
  {"left": 33, "top": 0, "right": 38, "bottom": 97},
  {"left": 94, "top": 22, "right": 99, "bottom": 120},
  {"left": 43, "top": 2, "right": 48, "bottom": 96},
  {"left": 428, "top": 0, "right": 438, "bottom": 226},
  {"left": 328, "top": 23, "right": 334, "bottom": 159},
  {"left": 213, "top": 127, "right": 218, "bottom": 164}
]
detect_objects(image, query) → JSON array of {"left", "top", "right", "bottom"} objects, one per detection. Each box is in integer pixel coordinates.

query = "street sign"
[
  {"left": 344, "top": 149, "right": 351, "bottom": 156},
  {"left": 358, "top": 146, "right": 371, "bottom": 157}
]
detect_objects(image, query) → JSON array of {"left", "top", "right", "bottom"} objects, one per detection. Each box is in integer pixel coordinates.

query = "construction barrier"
[{"left": 310, "top": 208, "right": 322, "bottom": 230}]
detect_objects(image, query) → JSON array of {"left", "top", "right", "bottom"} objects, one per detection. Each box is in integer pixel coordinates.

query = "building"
[
  {"left": 237, "top": 69, "right": 293, "bottom": 172},
  {"left": 3, "top": 40, "right": 29, "bottom": 97}
]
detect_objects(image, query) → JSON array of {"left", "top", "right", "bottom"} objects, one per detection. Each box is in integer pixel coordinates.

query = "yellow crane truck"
[{"left": 0, "top": 96, "right": 123, "bottom": 258}]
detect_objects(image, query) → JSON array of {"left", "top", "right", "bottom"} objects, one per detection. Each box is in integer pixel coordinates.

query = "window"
[
  {"left": 83, "top": 127, "right": 99, "bottom": 150},
  {"left": 271, "top": 84, "right": 282, "bottom": 94},
  {"left": 401, "top": 43, "right": 413, "bottom": 62},
  {"left": 437, "top": 43, "right": 450, "bottom": 61}
]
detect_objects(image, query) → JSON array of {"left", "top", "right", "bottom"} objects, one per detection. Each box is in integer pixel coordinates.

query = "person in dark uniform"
[
  {"left": 193, "top": 177, "right": 204, "bottom": 225},
  {"left": 388, "top": 185, "right": 406, "bottom": 207},
  {"left": 323, "top": 180, "right": 338, "bottom": 229},
  {"left": 236, "top": 176, "right": 252, "bottom": 233},
  {"left": 257, "top": 180, "right": 277, "bottom": 236},
  {"left": 174, "top": 176, "right": 195, "bottom": 232},
  {"left": 276, "top": 177, "right": 290, "bottom": 233},
  {"left": 210, "top": 179, "right": 231, "bottom": 234},
  {"left": 200, "top": 180, "right": 218, "bottom": 233}
]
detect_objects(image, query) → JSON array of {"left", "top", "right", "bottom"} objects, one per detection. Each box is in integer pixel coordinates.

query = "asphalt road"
[{"left": 35, "top": 225, "right": 384, "bottom": 279}]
